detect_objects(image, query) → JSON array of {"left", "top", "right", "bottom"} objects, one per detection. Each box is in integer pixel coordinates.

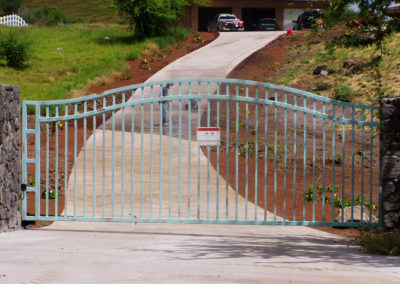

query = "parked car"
[
  {"left": 207, "top": 13, "right": 244, "bottom": 32},
  {"left": 293, "top": 10, "right": 323, "bottom": 30},
  {"left": 256, "top": 18, "right": 280, "bottom": 31}
]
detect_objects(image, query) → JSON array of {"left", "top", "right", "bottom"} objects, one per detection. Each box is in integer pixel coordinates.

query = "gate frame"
[{"left": 21, "top": 78, "right": 382, "bottom": 227}]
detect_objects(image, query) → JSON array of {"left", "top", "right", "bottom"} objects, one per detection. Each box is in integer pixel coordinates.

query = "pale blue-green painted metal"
[{"left": 21, "top": 78, "right": 381, "bottom": 227}]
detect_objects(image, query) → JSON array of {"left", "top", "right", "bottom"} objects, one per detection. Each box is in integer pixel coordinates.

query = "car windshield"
[
  {"left": 220, "top": 16, "right": 236, "bottom": 20},
  {"left": 259, "top": 19, "right": 276, "bottom": 24}
]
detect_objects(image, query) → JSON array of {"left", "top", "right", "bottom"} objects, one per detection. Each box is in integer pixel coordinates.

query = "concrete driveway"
[
  {"left": 1, "top": 223, "right": 399, "bottom": 283},
  {"left": 2, "top": 32, "right": 400, "bottom": 283}
]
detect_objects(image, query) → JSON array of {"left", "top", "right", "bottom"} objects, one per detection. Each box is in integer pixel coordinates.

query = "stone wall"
[
  {"left": 380, "top": 97, "right": 400, "bottom": 229},
  {"left": 0, "top": 85, "right": 22, "bottom": 232}
]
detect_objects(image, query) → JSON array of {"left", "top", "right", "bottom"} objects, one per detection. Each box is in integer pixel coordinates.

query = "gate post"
[
  {"left": 0, "top": 85, "right": 22, "bottom": 232},
  {"left": 380, "top": 97, "right": 400, "bottom": 229}
]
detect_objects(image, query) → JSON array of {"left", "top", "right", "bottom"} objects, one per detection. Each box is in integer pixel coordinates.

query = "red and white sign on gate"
[{"left": 197, "top": 127, "right": 220, "bottom": 146}]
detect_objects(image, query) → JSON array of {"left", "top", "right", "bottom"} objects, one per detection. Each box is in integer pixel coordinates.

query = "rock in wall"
[
  {"left": 380, "top": 97, "right": 400, "bottom": 229},
  {"left": 0, "top": 85, "right": 22, "bottom": 232}
]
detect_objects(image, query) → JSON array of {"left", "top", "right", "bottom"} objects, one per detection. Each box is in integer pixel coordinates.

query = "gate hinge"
[{"left": 21, "top": 184, "right": 27, "bottom": 192}]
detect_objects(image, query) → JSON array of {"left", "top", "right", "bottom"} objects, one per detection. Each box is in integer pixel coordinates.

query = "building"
[
  {"left": 387, "top": 5, "right": 400, "bottom": 18},
  {"left": 181, "top": 0, "right": 325, "bottom": 31}
]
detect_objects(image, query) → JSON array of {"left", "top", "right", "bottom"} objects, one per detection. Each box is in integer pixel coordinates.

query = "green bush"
[
  {"left": 23, "top": 6, "right": 75, "bottom": 26},
  {"left": 357, "top": 229, "right": 400, "bottom": 256},
  {"left": 314, "top": 79, "right": 331, "bottom": 91},
  {"left": 0, "top": 30, "right": 31, "bottom": 69},
  {"left": 0, "top": 0, "right": 21, "bottom": 15},
  {"left": 40, "top": 6, "right": 70, "bottom": 25},
  {"left": 331, "top": 83, "right": 353, "bottom": 102}
]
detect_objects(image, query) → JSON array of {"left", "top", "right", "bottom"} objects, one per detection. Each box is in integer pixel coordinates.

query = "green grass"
[
  {"left": 0, "top": 25, "right": 187, "bottom": 101},
  {"left": 21, "top": 0, "right": 119, "bottom": 23}
]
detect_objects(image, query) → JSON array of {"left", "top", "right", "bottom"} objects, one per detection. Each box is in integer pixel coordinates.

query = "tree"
[
  {"left": 113, "top": 0, "right": 209, "bottom": 37},
  {"left": 324, "top": 0, "right": 400, "bottom": 99},
  {"left": 0, "top": 0, "right": 21, "bottom": 15}
]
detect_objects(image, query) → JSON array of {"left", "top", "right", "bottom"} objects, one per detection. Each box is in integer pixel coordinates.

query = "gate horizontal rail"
[{"left": 22, "top": 78, "right": 381, "bottom": 227}]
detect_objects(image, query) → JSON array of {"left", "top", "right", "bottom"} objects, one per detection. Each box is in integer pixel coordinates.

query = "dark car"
[
  {"left": 293, "top": 10, "right": 323, "bottom": 30},
  {"left": 257, "top": 18, "right": 280, "bottom": 31}
]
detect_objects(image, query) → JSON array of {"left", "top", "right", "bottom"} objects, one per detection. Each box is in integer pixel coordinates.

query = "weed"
[
  {"left": 28, "top": 178, "right": 35, "bottom": 186},
  {"left": 334, "top": 153, "right": 342, "bottom": 164},
  {"left": 250, "top": 129, "right": 257, "bottom": 135},
  {"left": 41, "top": 188, "right": 56, "bottom": 199},
  {"left": 277, "top": 163, "right": 285, "bottom": 170},
  {"left": 192, "top": 32, "right": 204, "bottom": 43},
  {"left": 304, "top": 188, "right": 314, "bottom": 202},
  {"left": 326, "top": 185, "right": 339, "bottom": 193},
  {"left": 232, "top": 121, "right": 245, "bottom": 130}
]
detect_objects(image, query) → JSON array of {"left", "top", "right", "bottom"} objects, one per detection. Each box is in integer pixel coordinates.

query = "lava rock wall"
[
  {"left": 0, "top": 85, "right": 22, "bottom": 232},
  {"left": 380, "top": 97, "right": 400, "bottom": 229}
]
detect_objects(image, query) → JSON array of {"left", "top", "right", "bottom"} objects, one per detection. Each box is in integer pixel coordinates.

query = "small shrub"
[
  {"left": 357, "top": 229, "right": 400, "bottom": 256},
  {"left": 314, "top": 79, "right": 331, "bottom": 91},
  {"left": 0, "top": 30, "right": 31, "bottom": 69},
  {"left": 331, "top": 83, "right": 353, "bottom": 102},
  {"left": 36, "top": 5, "right": 71, "bottom": 25}
]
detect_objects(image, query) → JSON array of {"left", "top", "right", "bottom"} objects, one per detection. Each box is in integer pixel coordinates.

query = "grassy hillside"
[
  {"left": 0, "top": 25, "right": 187, "bottom": 101},
  {"left": 273, "top": 29, "right": 400, "bottom": 104},
  {"left": 21, "top": 0, "right": 120, "bottom": 23}
]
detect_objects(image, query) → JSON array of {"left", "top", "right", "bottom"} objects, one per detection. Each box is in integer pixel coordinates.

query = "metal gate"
[{"left": 22, "top": 78, "right": 381, "bottom": 226}]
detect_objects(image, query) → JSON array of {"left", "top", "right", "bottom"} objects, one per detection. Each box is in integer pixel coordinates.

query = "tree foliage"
[
  {"left": 0, "top": 0, "right": 21, "bottom": 15},
  {"left": 113, "top": 0, "right": 209, "bottom": 37},
  {"left": 324, "top": 0, "right": 400, "bottom": 98}
]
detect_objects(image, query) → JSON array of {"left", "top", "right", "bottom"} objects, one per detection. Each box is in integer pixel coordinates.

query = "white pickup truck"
[{"left": 207, "top": 13, "right": 245, "bottom": 32}]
